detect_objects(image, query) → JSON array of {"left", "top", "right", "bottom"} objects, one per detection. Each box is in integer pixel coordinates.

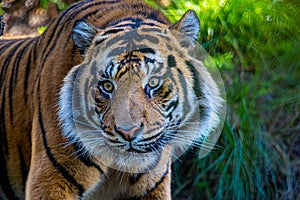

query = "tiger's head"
[{"left": 58, "top": 11, "right": 224, "bottom": 173}]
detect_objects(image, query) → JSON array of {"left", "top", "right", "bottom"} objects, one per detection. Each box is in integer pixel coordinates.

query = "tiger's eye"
[
  {"left": 103, "top": 81, "right": 114, "bottom": 92},
  {"left": 148, "top": 77, "right": 160, "bottom": 88}
]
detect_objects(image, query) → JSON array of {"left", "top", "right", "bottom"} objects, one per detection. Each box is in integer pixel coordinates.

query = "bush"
[{"left": 146, "top": 0, "right": 300, "bottom": 199}]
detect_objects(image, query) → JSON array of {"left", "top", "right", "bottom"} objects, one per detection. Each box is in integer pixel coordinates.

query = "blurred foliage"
[
  {"left": 40, "top": 0, "right": 69, "bottom": 10},
  {"left": 145, "top": 0, "right": 300, "bottom": 199},
  {"left": 37, "top": 26, "right": 47, "bottom": 34},
  {"left": 0, "top": 3, "right": 4, "bottom": 15}
]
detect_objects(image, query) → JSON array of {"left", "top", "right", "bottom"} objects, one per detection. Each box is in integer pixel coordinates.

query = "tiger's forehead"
[
  {"left": 91, "top": 28, "right": 180, "bottom": 60},
  {"left": 99, "top": 49, "right": 164, "bottom": 81},
  {"left": 87, "top": 28, "right": 195, "bottom": 81}
]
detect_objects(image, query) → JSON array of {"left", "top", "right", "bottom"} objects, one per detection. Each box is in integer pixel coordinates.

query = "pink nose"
[{"left": 116, "top": 126, "right": 140, "bottom": 141}]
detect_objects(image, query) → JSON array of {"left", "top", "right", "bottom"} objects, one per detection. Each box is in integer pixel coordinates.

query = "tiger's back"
[{"left": 0, "top": 0, "right": 223, "bottom": 199}]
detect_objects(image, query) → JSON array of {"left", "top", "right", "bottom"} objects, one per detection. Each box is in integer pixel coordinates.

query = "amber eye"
[
  {"left": 101, "top": 81, "right": 114, "bottom": 93},
  {"left": 148, "top": 77, "right": 160, "bottom": 88},
  {"left": 103, "top": 81, "right": 114, "bottom": 92}
]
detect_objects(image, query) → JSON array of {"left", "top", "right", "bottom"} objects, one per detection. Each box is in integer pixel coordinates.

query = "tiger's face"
[
  {"left": 95, "top": 50, "right": 187, "bottom": 154},
  {"left": 59, "top": 11, "right": 223, "bottom": 173}
]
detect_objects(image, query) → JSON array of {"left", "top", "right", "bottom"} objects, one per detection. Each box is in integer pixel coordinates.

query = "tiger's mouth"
[
  {"left": 126, "top": 147, "right": 148, "bottom": 153},
  {"left": 105, "top": 128, "right": 176, "bottom": 154}
]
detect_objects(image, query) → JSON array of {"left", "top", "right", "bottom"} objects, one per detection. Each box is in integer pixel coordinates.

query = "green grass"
[
  {"left": 40, "top": 0, "right": 69, "bottom": 10},
  {"left": 145, "top": 0, "right": 300, "bottom": 199},
  {"left": 0, "top": 3, "right": 4, "bottom": 15}
]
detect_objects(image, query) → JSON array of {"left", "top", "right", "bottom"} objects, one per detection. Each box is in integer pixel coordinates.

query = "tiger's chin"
[{"left": 94, "top": 145, "right": 165, "bottom": 173}]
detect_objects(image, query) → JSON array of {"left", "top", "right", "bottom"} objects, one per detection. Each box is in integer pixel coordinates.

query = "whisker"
[
  {"left": 72, "top": 119, "right": 99, "bottom": 129},
  {"left": 166, "top": 134, "right": 223, "bottom": 150},
  {"left": 170, "top": 139, "right": 220, "bottom": 152},
  {"left": 76, "top": 130, "right": 102, "bottom": 134}
]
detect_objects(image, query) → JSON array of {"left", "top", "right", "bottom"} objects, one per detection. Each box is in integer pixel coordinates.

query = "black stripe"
[
  {"left": 24, "top": 42, "right": 34, "bottom": 103},
  {"left": 106, "top": 62, "right": 114, "bottom": 78},
  {"left": 105, "top": 130, "right": 115, "bottom": 137},
  {"left": 176, "top": 68, "right": 192, "bottom": 117},
  {"left": 136, "top": 10, "right": 161, "bottom": 20},
  {"left": 36, "top": 0, "right": 92, "bottom": 81},
  {"left": 25, "top": 38, "right": 38, "bottom": 104},
  {"left": 167, "top": 54, "right": 176, "bottom": 68},
  {"left": 0, "top": 143, "right": 18, "bottom": 199},
  {"left": 136, "top": 131, "right": 170, "bottom": 153},
  {"left": 166, "top": 99, "right": 178, "bottom": 112},
  {"left": 38, "top": 0, "right": 90, "bottom": 47},
  {"left": 108, "top": 139, "right": 123, "bottom": 145},
  {"left": 11, "top": 39, "right": 34, "bottom": 87},
  {"left": 38, "top": 91, "right": 84, "bottom": 196},
  {"left": 81, "top": 1, "right": 126, "bottom": 23},
  {"left": 185, "top": 60, "right": 203, "bottom": 99},
  {"left": 165, "top": 99, "right": 179, "bottom": 121},
  {"left": 82, "top": 9, "right": 105, "bottom": 21},
  {"left": 87, "top": 3, "right": 138, "bottom": 26},
  {"left": 129, "top": 173, "right": 144, "bottom": 185},
  {"left": 142, "top": 127, "right": 164, "bottom": 140},
  {"left": 124, "top": 164, "right": 169, "bottom": 200},
  {"left": 110, "top": 10, "right": 167, "bottom": 28},
  {"left": 0, "top": 87, "right": 8, "bottom": 156},
  {"left": 0, "top": 69, "right": 18, "bottom": 199},
  {"left": 108, "top": 17, "right": 142, "bottom": 27},
  {"left": 72, "top": 142, "right": 104, "bottom": 174},
  {"left": 35, "top": 0, "right": 124, "bottom": 95},
  {"left": 144, "top": 56, "right": 156, "bottom": 65},
  {"left": 118, "top": 163, "right": 169, "bottom": 200},
  {"left": 161, "top": 88, "right": 172, "bottom": 99},
  {"left": 0, "top": 41, "right": 23, "bottom": 88},
  {"left": 38, "top": 0, "right": 121, "bottom": 73},
  {"left": 165, "top": 61, "right": 177, "bottom": 92},
  {"left": 0, "top": 40, "right": 17, "bottom": 55},
  {"left": 102, "top": 28, "right": 124, "bottom": 36},
  {"left": 185, "top": 60, "right": 206, "bottom": 113},
  {"left": 17, "top": 145, "right": 29, "bottom": 190},
  {"left": 9, "top": 39, "right": 34, "bottom": 124},
  {"left": 147, "top": 164, "right": 169, "bottom": 194},
  {"left": 135, "top": 48, "right": 155, "bottom": 54},
  {"left": 116, "top": 65, "right": 129, "bottom": 79}
]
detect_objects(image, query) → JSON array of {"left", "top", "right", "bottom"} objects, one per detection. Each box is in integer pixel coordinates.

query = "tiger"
[
  {"left": 0, "top": 0, "right": 224, "bottom": 199},
  {"left": 0, "top": 16, "right": 4, "bottom": 36}
]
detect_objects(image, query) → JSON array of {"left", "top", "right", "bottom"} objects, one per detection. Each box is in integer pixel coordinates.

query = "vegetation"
[
  {"left": 0, "top": 4, "right": 4, "bottom": 15},
  {"left": 145, "top": 0, "right": 300, "bottom": 199},
  {"left": 40, "top": 0, "right": 69, "bottom": 11}
]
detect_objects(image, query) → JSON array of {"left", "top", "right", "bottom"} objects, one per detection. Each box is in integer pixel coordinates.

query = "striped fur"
[
  {"left": 0, "top": 0, "right": 223, "bottom": 199},
  {"left": 0, "top": 16, "right": 4, "bottom": 36}
]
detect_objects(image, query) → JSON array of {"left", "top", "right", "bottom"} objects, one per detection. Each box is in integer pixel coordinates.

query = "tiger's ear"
[
  {"left": 72, "top": 19, "right": 97, "bottom": 56},
  {"left": 171, "top": 10, "right": 200, "bottom": 40}
]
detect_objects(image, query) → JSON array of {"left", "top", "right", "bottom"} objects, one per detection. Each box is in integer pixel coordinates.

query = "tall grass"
[{"left": 146, "top": 0, "right": 300, "bottom": 199}]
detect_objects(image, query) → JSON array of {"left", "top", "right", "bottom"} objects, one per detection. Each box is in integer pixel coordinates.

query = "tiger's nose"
[{"left": 115, "top": 124, "right": 143, "bottom": 141}]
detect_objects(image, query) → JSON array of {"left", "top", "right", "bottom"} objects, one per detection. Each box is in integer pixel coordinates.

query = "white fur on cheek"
[
  {"left": 57, "top": 64, "right": 162, "bottom": 173},
  {"left": 58, "top": 65, "right": 82, "bottom": 144}
]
